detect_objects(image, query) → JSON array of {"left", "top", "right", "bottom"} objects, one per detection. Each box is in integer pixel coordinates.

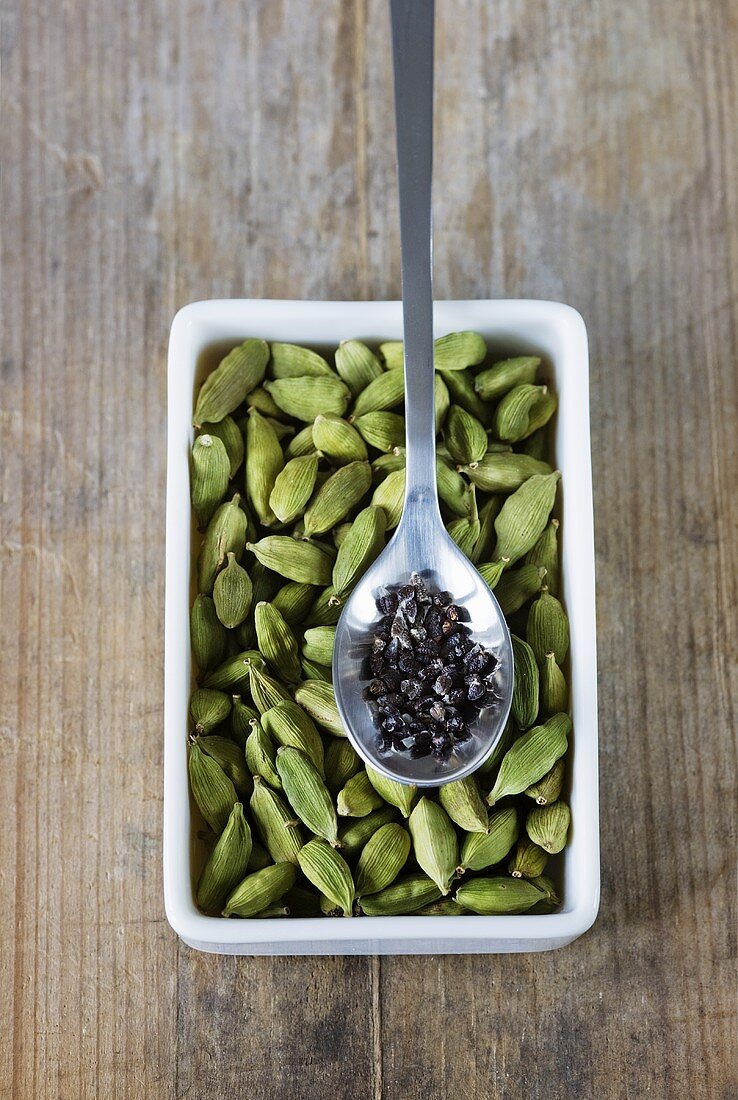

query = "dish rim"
[{"left": 164, "top": 297, "right": 599, "bottom": 952}]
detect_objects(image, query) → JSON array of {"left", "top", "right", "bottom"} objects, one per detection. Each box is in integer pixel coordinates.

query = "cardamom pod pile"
[{"left": 187, "top": 333, "right": 572, "bottom": 918}]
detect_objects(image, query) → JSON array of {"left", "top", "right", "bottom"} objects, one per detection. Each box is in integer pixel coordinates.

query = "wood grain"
[{"left": 1, "top": 0, "right": 736, "bottom": 1097}]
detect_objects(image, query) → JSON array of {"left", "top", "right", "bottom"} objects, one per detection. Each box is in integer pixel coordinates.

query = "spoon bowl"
[{"left": 333, "top": 491, "right": 514, "bottom": 787}]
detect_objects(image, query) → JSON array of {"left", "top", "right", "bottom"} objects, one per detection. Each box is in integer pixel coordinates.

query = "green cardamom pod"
[
  {"left": 444, "top": 405, "right": 488, "bottom": 465},
  {"left": 528, "top": 897, "right": 557, "bottom": 915},
  {"left": 191, "top": 434, "right": 231, "bottom": 528},
  {"left": 223, "top": 861, "right": 296, "bottom": 918},
  {"left": 249, "top": 775, "right": 303, "bottom": 864},
  {"left": 511, "top": 634, "right": 540, "bottom": 730},
  {"left": 526, "top": 800, "right": 571, "bottom": 853},
  {"left": 493, "top": 471, "right": 560, "bottom": 566},
  {"left": 234, "top": 561, "right": 280, "bottom": 650},
  {"left": 268, "top": 453, "right": 320, "bottom": 524},
  {"left": 335, "top": 339, "right": 384, "bottom": 394},
  {"left": 199, "top": 735, "right": 251, "bottom": 798},
  {"left": 529, "top": 874, "right": 560, "bottom": 906},
  {"left": 473, "top": 356, "right": 540, "bottom": 402},
  {"left": 524, "top": 518, "right": 560, "bottom": 595},
  {"left": 246, "top": 385, "right": 283, "bottom": 418},
  {"left": 265, "top": 376, "right": 350, "bottom": 421},
  {"left": 527, "top": 588, "right": 570, "bottom": 664},
  {"left": 230, "top": 695, "right": 259, "bottom": 748},
  {"left": 478, "top": 559, "right": 508, "bottom": 590},
  {"left": 470, "top": 495, "right": 502, "bottom": 564},
  {"left": 269, "top": 342, "right": 334, "bottom": 378},
  {"left": 188, "top": 738, "right": 238, "bottom": 834},
  {"left": 438, "top": 776, "right": 489, "bottom": 833},
  {"left": 337, "top": 771, "right": 384, "bottom": 817},
  {"left": 355, "top": 823, "right": 411, "bottom": 896},
  {"left": 487, "top": 712, "right": 571, "bottom": 805},
  {"left": 338, "top": 805, "right": 397, "bottom": 854},
  {"left": 447, "top": 484, "right": 480, "bottom": 557},
  {"left": 365, "top": 766, "right": 417, "bottom": 818},
  {"left": 372, "top": 450, "right": 406, "bottom": 482},
  {"left": 302, "top": 626, "right": 335, "bottom": 666},
  {"left": 476, "top": 716, "right": 515, "bottom": 777},
  {"left": 332, "top": 506, "right": 387, "bottom": 597},
  {"left": 433, "top": 330, "right": 487, "bottom": 371},
  {"left": 351, "top": 369, "right": 404, "bottom": 417},
  {"left": 276, "top": 747, "right": 339, "bottom": 846},
  {"left": 333, "top": 522, "right": 352, "bottom": 547},
  {"left": 294, "top": 679, "right": 345, "bottom": 736},
  {"left": 539, "top": 652, "right": 568, "bottom": 718},
  {"left": 253, "top": 904, "right": 290, "bottom": 917},
  {"left": 508, "top": 837, "right": 549, "bottom": 878},
  {"left": 262, "top": 699, "right": 325, "bottom": 776},
  {"left": 197, "top": 802, "right": 252, "bottom": 913},
  {"left": 297, "top": 839, "right": 355, "bottom": 916},
  {"left": 201, "top": 414, "right": 245, "bottom": 477},
  {"left": 271, "top": 581, "right": 317, "bottom": 626},
  {"left": 371, "top": 468, "right": 405, "bottom": 529},
  {"left": 247, "top": 535, "right": 333, "bottom": 585},
  {"left": 359, "top": 872, "right": 441, "bottom": 915},
  {"left": 438, "top": 367, "right": 489, "bottom": 422},
  {"left": 303, "top": 461, "right": 372, "bottom": 536},
  {"left": 325, "top": 739, "right": 362, "bottom": 794},
  {"left": 448, "top": 513, "right": 480, "bottom": 558},
  {"left": 436, "top": 456, "right": 472, "bottom": 518},
  {"left": 455, "top": 876, "right": 544, "bottom": 914},
  {"left": 353, "top": 411, "right": 406, "bottom": 452},
  {"left": 416, "top": 898, "right": 470, "bottom": 916},
  {"left": 197, "top": 494, "right": 249, "bottom": 595},
  {"left": 408, "top": 797, "right": 459, "bottom": 895},
  {"left": 194, "top": 338, "right": 269, "bottom": 426},
  {"left": 244, "top": 718, "right": 282, "bottom": 790},
  {"left": 190, "top": 688, "right": 232, "bottom": 734},
  {"left": 267, "top": 417, "right": 297, "bottom": 439},
  {"left": 524, "top": 757, "right": 565, "bottom": 805},
  {"left": 434, "top": 374, "right": 450, "bottom": 433},
  {"left": 202, "top": 649, "right": 262, "bottom": 691},
  {"left": 318, "top": 893, "right": 345, "bottom": 917},
  {"left": 284, "top": 423, "right": 315, "bottom": 459},
  {"left": 301, "top": 658, "right": 332, "bottom": 683},
  {"left": 305, "top": 585, "right": 345, "bottom": 626},
  {"left": 494, "top": 563, "right": 547, "bottom": 616},
  {"left": 379, "top": 340, "right": 404, "bottom": 369},
  {"left": 463, "top": 453, "right": 552, "bottom": 494},
  {"left": 313, "top": 414, "right": 369, "bottom": 464},
  {"left": 245, "top": 409, "right": 283, "bottom": 526},
  {"left": 248, "top": 661, "right": 291, "bottom": 713},
  {"left": 459, "top": 806, "right": 519, "bottom": 871},
  {"left": 521, "top": 425, "right": 549, "bottom": 462},
  {"left": 297, "top": 530, "right": 343, "bottom": 559},
  {"left": 254, "top": 601, "right": 301, "bottom": 683},
  {"left": 493, "top": 384, "right": 557, "bottom": 442},
  {"left": 212, "top": 552, "right": 253, "bottom": 629},
  {"left": 190, "top": 594, "right": 228, "bottom": 677}
]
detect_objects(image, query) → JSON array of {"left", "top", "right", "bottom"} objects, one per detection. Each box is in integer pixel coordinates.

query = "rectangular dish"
[{"left": 164, "top": 298, "right": 599, "bottom": 954}]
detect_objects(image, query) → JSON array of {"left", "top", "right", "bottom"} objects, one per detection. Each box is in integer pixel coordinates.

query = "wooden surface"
[{"left": 2, "top": 0, "right": 736, "bottom": 1096}]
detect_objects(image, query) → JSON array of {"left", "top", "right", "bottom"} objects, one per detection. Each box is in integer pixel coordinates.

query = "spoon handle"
[{"left": 389, "top": 0, "right": 440, "bottom": 517}]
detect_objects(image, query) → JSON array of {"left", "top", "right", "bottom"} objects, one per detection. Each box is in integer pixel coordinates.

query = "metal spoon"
[{"left": 332, "top": 0, "right": 513, "bottom": 786}]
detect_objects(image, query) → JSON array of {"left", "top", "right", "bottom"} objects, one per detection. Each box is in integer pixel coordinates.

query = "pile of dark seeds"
[{"left": 365, "top": 573, "right": 500, "bottom": 758}]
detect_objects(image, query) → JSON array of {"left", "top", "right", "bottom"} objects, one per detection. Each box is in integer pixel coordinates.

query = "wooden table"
[{"left": 2, "top": 0, "right": 736, "bottom": 1096}]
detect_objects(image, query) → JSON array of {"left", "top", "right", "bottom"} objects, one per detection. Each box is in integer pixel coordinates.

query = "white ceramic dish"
[{"left": 164, "top": 298, "right": 599, "bottom": 955}]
